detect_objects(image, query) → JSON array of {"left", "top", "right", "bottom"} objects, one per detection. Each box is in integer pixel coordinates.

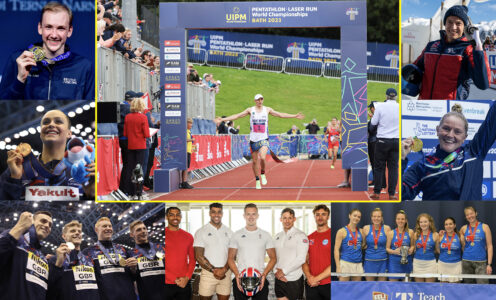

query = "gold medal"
[
  {"left": 353, "top": 245, "right": 357, "bottom": 250},
  {"left": 66, "top": 242, "right": 75, "bottom": 250},
  {"left": 448, "top": 250, "right": 451, "bottom": 254},
  {"left": 119, "top": 257, "right": 126, "bottom": 267},
  {"left": 374, "top": 245, "right": 378, "bottom": 250},
  {"left": 30, "top": 46, "right": 46, "bottom": 62},
  {"left": 471, "top": 242, "right": 475, "bottom": 246},
  {"left": 411, "top": 136, "right": 423, "bottom": 152},
  {"left": 17, "top": 143, "right": 32, "bottom": 157}
]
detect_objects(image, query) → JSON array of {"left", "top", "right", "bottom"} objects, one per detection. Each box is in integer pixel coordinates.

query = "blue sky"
[{"left": 402, "top": 0, "right": 496, "bottom": 24}]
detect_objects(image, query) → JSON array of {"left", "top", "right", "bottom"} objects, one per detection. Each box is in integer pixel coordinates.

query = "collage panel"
[
  {"left": 401, "top": 0, "right": 496, "bottom": 100},
  {"left": 164, "top": 202, "right": 331, "bottom": 300},
  {"left": 0, "top": 201, "right": 166, "bottom": 299},
  {"left": 331, "top": 202, "right": 496, "bottom": 298}
]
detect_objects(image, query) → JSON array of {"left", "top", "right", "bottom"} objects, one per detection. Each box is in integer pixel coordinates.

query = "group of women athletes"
[{"left": 334, "top": 207, "right": 493, "bottom": 283}]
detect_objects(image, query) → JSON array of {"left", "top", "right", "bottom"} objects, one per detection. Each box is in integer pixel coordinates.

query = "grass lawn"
[{"left": 195, "top": 65, "right": 398, "bottom": 134}]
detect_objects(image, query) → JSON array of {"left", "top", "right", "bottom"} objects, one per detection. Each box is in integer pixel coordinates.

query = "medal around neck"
[
  {"left": 411, "top": 137, "right": 423, "bottom": 152},
  {"left": 17, "top": 143, "right": 32, "bottom": 157},
  {"left": 66, "top": 242, "right": 75, "bottom": 250}
]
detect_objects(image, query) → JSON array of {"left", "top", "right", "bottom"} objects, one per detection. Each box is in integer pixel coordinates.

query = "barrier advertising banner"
[
  {"left": 97, "top": 137, "right": 120, "bottom": 196},
  {"left": 331, "top": 281, "right": 496, "bottom": 300},
  {"left": 190, "top": 135, "right": 232, "bottom": 170},
  {"left": 488, "top": 51, "right": 496, "bottom": 89}
]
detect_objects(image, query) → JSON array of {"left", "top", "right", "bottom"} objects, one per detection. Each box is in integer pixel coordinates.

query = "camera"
[{"left": 132, "top": 164, "right": 144, "bottom": 184}]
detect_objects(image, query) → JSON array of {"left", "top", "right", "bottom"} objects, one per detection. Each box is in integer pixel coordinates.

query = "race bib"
[
  {"left": 253, "top": 124, "right": 266, "bottom": 133},
  {"left": 26, "top": 252, "right": 49, "bottom": 290},
  {"left": 97, "top": 254, "right": 125, "bottom": 274},
  {"left": 72, "top": 265, "right": 98, "bottom": 290},
  {"left": 137, "top": 256, "right": 165, "bottom": 277}
]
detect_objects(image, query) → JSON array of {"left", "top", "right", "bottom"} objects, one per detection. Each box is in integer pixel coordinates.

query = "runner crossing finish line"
[{"left": 216, "top": 94, "right": 304, "bottom": 189}]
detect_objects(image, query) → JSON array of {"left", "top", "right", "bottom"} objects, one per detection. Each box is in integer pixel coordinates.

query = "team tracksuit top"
[
  {"left": 402, "top": 101, "right": 496, "bottom": 200},
  {"left": 0, "top": 227, "right": 52, "bottom": 300},
  {"left": 128, "top": 242, "right": 166, "bottom": 300},
  {"left": 46, "top": 249, "right": 100, "bottom": 300},
  {"left": 164, "top": 228, "right": 195, "bottom": 284},
  {"left": 414, "top": 30, "right": 490, "bottom": 100},
  {"left": 81, "top": 241, "right": 136, "bottom": 300},
  {"left": 0, "top": 44, "right": 94, "bottom": 100}
]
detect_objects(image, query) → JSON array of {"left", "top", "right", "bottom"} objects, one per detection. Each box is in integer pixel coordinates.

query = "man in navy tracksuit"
[
  {"left": 413, "top": 5, "right": 490, "bottom": 100},
  {"left": 46, "top": 220, "right": 100, "bottom": 300},
  {"left": 128, "top": 220, "right": 166, "bottom": 300},
  {"left": 0, "top": 211, "right": 54, "bottom": 300},
  {"left": 402, "top": 101, "right": 496, "bottom": 200},
  {"left": 82, "top": 217, "right": 137, "bottom": 300},
  {"left": 0, "top": 2, "right": 94, "bottom": 100}
]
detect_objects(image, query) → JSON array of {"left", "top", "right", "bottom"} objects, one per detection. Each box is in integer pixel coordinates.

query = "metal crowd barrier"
[
  {"left": 186, "top": 84, "right": 216, "bottom": 120},
  {"left": 188, "top": 48, "right": 398, "bottom": 83},
  {"left": 98, "top": 47, "right": 160, "bottom": 102}
]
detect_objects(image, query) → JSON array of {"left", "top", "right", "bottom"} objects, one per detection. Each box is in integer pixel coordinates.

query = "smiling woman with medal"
[
  {"left": 402, "top": 102, "right": 496, "bottom": 200},
  {"left": 362, "top": 208, "right": 390, "bottom": 281},
  {"left": 0, "top": 2, "right": 94, "bottom": 100},
  {"left": 412, "top": 213, "right": 439, "bottom": 282},
  {"left": 459, "top": 206, "right": 493, "bottom": 284},
  {"left": 0, "top": 110, "right": 95, "bottom": 200},
  {"left": 334, "top": 208, "right": 364, "bottom": 281},
  {"left": 386, "top": 210, "right": 415, "bottom": 281},
  {"left": 436, "top": 217, "right": 463, "bottom": 283}
]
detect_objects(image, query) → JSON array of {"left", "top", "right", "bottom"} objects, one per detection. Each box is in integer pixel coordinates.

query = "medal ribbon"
[
  {"left": 421, "top": 230, "right": 430, "bottom": 252},
  {"left": 97, "top": 241, "right": 121, "bottom": 265},
  {"left": 396, "top": 229, "right": 405, "bottom": 248},
  {"left": 135, "top": 242, "right": 157, "bottom": 260},
  {"left": 425, "top": 148, "right": 462, "bottom": 169},
  {"left": 373, "top": 225, "right": 382, "bottom": 249},
  {"left": 23, "top": 153, "right": 67, "bottom": 185},
  {"left": 446, "top": 232, "right": 455, "bottom": 253},
  {"left": 468, "top": 222, "right": 478, "bottom": 243},
  {"left": 347, "top": 225, "right": 358, "bottom": 248}
]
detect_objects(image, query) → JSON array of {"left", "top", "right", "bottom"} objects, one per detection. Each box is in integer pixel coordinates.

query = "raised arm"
[
  {"left": 267, "top": 107, "right": 304, "bottom": 119},
  {"left": 218, "top": 108, "right": 251, "bottom": 123},
  {"left": 469, "top": 101, "right": 496, "bottom": 160}
]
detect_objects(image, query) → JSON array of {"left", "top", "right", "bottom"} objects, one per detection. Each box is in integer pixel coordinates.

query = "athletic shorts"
[
  {"left": 364, "top": 259, "right": 387, "bottom": 273},
  {"left": 328, "top": 140, "right": 339, "bottom": 148},
  {"left": 198, "top": 269, "right": 232, "bottom": 296},
  {"left": 274, "top": 276, "right": 304, "bottom": 300},
  {"left": 250, "top": 139, "right": 269, "bottom": 152}
]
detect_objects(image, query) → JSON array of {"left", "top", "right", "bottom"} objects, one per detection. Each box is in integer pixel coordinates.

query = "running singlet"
[
  {"left": 365, "top": 225, "right": 387, "bottom": 260},
  {"left": 249, "top": 106, "right": 269, "bottom": 142},
  {"left": 463, "top": 222, "right": 487, "bottom": 262},
  {"left": 390, "top": 229, "right": 411, "bottom": 263},
  {"left": 340, "top": 227, "right": 362, "bottom": 263},
  {"left": 439, "top": 233, "right": 462, "bottom": 263},
  {"left": 327, "top": 127, "right": 340, "bottom": 144}
]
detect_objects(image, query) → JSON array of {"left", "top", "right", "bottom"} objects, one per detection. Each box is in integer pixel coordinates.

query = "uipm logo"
[
  {"left": 395, "top": 293, "right": 413, "bottom": 300},
  {"left": 226, "top": 6, "right": 247, "bottom": 23},
  {"left": 372, "top": 291, "right": 388, "bottom": 300},
  {"left": 346, "top": 8, "right": 358, "bottom": 21}
]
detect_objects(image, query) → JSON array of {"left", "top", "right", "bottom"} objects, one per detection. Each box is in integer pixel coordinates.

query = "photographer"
[{"left": 405, "top": 5, "right": 490, "bottom": 100}]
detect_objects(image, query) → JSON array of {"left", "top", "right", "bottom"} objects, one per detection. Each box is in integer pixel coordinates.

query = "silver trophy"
[
  {"left": 400, "top": 246, "right": 409, "bottom": 264},
  {"left": 240, "top": 276, "right": 261, "bottom": 292}
]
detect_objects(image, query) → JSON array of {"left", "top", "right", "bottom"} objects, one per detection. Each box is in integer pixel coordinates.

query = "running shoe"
[
  {"left": 256, "top": 180, "right": 262, "bottom": 189},
  {"left": 331, "top": 165, "right": 335, "bottom": 169},
  {"left": 337, "top": 182, "right": 350, "bottom": 188},
  {"left": 261, "top": 174, "right": 267, "bottom": 185}
]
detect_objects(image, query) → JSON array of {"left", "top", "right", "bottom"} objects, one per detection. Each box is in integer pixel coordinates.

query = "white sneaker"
[
  {"left": 256, "top": 180, "right": 262, "bottom": 189},
  {"left": 261, "top": 174, "right": 267, "bottom": 185}
]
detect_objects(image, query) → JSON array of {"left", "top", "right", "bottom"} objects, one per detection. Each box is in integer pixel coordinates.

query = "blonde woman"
[
  {"left": 362, "top": 208, "right": 391, "bottom": 281},
  {"left": 334, "top": 209, "right": 364, "bottom": 281},
  {"left": 412, "top": 213, "right": 439, "bottom": 282},
  {"left": 386, "top": 210, "right": 415, "bottom": 281}
]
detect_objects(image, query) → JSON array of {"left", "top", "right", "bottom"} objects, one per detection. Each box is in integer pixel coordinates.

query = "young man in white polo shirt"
[
  {"left": 228, "top": 203, "right": 277, "bottom": 300},
  {"left": 194, "top": 203, "right": 233, "bottom": 300},
  {"left": 274, "top": 208, "right": 309, "bottom": 300}
]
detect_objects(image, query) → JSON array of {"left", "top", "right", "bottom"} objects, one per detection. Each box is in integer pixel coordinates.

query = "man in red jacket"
[{"left": 165, "top": 207, "right": 196, "bottom": 300}]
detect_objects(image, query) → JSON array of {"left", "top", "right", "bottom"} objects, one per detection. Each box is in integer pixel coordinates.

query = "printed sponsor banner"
[
  {"left": 25, "top": 186, "right": 79, "bottom": 201},
  {"left": 332, "top": 281, "right": 496, "bottom": 300},
  {"left": 488, "top": 51, "right": 496, "bottom": 89},
  {"left": 190, "top": 135, "right": 231, "bottom": 170}
]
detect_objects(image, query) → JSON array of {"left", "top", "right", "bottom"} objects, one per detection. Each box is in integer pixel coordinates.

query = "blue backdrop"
[
  {"left": 188, "top": 29, "right": 399, "bottom": 67},
  {"left": 0, "top": 0, "right": 95, "bottom": 83}
]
